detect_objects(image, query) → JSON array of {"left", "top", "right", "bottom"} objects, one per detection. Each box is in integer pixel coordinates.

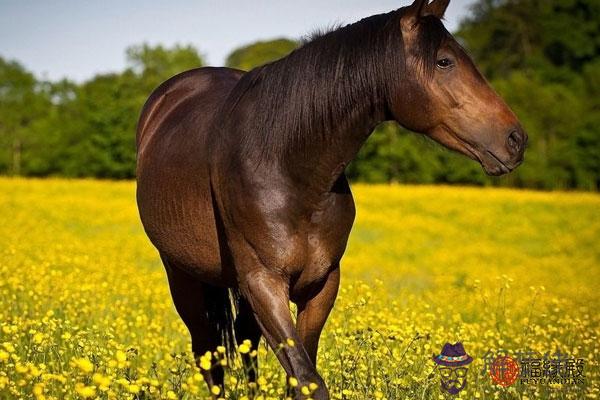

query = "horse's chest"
[
  {"left": 289, "top": 191, "right": 355, "bottom": 299},
  {"left": 307, "top": 205, "right": 353, "bottom": 265}
]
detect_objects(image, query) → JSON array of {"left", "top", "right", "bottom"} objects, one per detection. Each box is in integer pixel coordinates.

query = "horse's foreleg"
[
  {"left": 240, "top": 269, "right": 329, "bottom": 400},
  {"left": 296, "top": 266, "right": 340, "bottom": 366}
]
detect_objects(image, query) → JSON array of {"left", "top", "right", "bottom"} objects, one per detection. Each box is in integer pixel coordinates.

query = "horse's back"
[
  {"left": 136, "top": 67, "right": 243, "bottom": 153},
  {"left": 136, "top": 67, "right": 243, "bottom": 284}
]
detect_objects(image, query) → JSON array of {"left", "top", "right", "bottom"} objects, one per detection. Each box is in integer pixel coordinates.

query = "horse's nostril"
[{"left": 507, "top": 129, "right": 523, "bottom": 153}]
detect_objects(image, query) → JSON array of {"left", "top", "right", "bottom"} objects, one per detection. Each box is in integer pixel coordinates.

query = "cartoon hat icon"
[{"left": 433, "top": 342, "right": 473, "bottom": 367}]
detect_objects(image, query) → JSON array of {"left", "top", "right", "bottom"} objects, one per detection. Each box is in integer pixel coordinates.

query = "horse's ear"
[
  {"left": 424, "top": 0, "right": 450, "bottom": 19},
  {"left": 401, "top": 0, "right": 429, "bottom": 31}
]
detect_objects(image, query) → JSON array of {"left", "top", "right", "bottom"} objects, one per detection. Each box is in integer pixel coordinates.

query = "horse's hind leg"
[
  {"left": 234, "top": 297, "right": 262, "bottom": 383},
  {"left": 161, "top": 256, "right": 225, "bottom": 391}
]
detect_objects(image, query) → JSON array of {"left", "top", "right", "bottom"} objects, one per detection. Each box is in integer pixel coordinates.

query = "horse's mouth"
[
  {"left": 450, "top": 132, "right": 513, "bottom": 176},
  {"left": 481, "top": 144, "right": 528, "bottom": 176},
  {"left": 431, "top": 125, "right": 521, "bottom": 177},
  {"left": 454, "top": 133, "right": 519, "bottom": 177}
]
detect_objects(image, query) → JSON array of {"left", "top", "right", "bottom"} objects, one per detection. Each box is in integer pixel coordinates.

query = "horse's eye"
[{"left": 436, "top": 58, "right": 453, "bottom": 69}]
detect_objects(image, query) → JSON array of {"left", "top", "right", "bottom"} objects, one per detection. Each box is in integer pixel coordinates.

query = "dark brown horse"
[{"left": 136, "top": 0, "right": 526, "bottom": 398}]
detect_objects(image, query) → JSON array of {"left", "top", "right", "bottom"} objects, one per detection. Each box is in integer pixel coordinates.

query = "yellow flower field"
[{"left": 0, "top": 178, "right": 598, "bottom": 399}]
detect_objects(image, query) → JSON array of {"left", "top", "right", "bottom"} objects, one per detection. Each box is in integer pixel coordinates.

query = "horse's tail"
[
  {"left": 204, "top": 284, "right": 240, "bottom": 358},
  {"left": 205, "top": 183, "right": 242, "bottom": 358}
]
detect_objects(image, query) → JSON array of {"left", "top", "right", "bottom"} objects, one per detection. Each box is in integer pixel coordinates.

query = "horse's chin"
[
  {"left": 480, "top": 150, "right": 521, "bottom": 176},
  {"left": 481, "top": 159, "right": 511, "bottom": 176},
  {"left": 482, "top": 163, "right": 510, "bottom": 176}
]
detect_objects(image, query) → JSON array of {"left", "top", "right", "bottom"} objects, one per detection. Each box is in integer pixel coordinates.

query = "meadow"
[{"left": 0, "top": 178, "right": 598, "bottom": 400}]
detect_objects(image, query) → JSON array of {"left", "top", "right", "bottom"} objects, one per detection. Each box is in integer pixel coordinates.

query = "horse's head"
[{"left": 390, "top": 0, "right": 527, "bottom": 176}]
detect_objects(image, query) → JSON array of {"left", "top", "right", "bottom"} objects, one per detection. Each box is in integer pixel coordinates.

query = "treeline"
[
  {"left": 0, "top": 0, "right": 598, "bottom": 189},
  {"left": 0, "top": 45, "right": 205, "bottom": 178}
]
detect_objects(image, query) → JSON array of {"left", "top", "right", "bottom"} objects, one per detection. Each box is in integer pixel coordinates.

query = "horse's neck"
[
  {"left": 275, "top": 80, "right": 388, "bottom": 195},
  {"left": 235, "top": 18, "right": 397, "bottom": 194},
  {"left": 297, "top": 104, "right": 385, "bottom": 192}
]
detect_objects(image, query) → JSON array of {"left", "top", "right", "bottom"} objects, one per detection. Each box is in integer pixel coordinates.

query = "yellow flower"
[
  {"left": 74, "top": 383, "right": 96, "bottom": 398},
  {"left": 72, "top": 358, "right": 94, "bottom": 373},
  {"left": 92, "top": 373, "right": 110, "bottom": 386},
  {"left": 115, "top": 350, "right": 127, "bottom": 363},
  {"left": 30, "top": 365, "right": 41, "bottom": 377},
  {"left": 211, "top": 385, "right": 221, "bottom": 395},
  {"left": 2, "top": 343, "right": 15, "bottom": 353},
  {"left": 199, "top": 357, "right": 212, "bottom": 371},
  {"left": 33, "top": 383, "right": 44, "bottom": 397},
  {"left": 128, "top": 384, "right": 140, "bottom": 394},
  {"left": 15, "top": 363, "right": 28, "bottom": 373},
  {"left": 238, "top": 343, "right": 250, "bottom": 354},
  {"left": 288, "top": 377, "right": 298, "bottom": 387},
  {"left": 32, "top": 333, "right": 44, "bottom": 344}
]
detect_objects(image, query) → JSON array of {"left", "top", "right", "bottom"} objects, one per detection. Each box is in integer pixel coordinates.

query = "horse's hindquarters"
[{"left": 136, "top": 67, "right": 244, "bottom": 285}]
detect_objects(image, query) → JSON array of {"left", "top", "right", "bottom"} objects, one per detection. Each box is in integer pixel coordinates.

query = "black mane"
[{"left": 222, "top": 7, "right": 449, "bottom": 161}]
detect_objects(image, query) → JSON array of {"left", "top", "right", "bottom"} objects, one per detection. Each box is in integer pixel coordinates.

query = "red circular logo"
[{"left": 489, "top": 356, "right": 520, "bottom": 387}]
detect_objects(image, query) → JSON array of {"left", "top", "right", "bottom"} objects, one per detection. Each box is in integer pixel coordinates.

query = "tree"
[
  {"left": 0, "top": 58, "right": 51, "bottom": 175},
  {"left": 457, "top": 0, "right": 600, "bottom": 79},
  {"left": 225, "top": 38, "right": 298, "bottom": 71},
  {"left": 0, "top": 44, "right": 205, "bottom": 178},
  {"left": 127, "top": 43, "right": 204, "bottom": 94},
  {"left": 49, "top": 44, "right": 205, "bottom": 178}
]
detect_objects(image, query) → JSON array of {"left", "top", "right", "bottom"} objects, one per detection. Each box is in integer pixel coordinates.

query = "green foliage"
[
  {"left": 225, "top": 38, "right": 298, "bottom": 70},
  {"left": 0, "top": 44, "right": 203, "bottom": 178},
  {"left": 0, "top": 1, "right": 598, "bottom": 190},
  {"left": 127, "top": 44, "right": 204, "bottom": 93},
  {"left": 0, "top": 59, "right": 51, "bottom": 175},
  {"left": 456, "top": 0, "right": 600, "bottom": 78}
]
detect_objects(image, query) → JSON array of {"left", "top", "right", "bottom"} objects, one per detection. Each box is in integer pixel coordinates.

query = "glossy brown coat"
[{"left": 136, "top": 1, "right": 526, "bottom": 398}]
